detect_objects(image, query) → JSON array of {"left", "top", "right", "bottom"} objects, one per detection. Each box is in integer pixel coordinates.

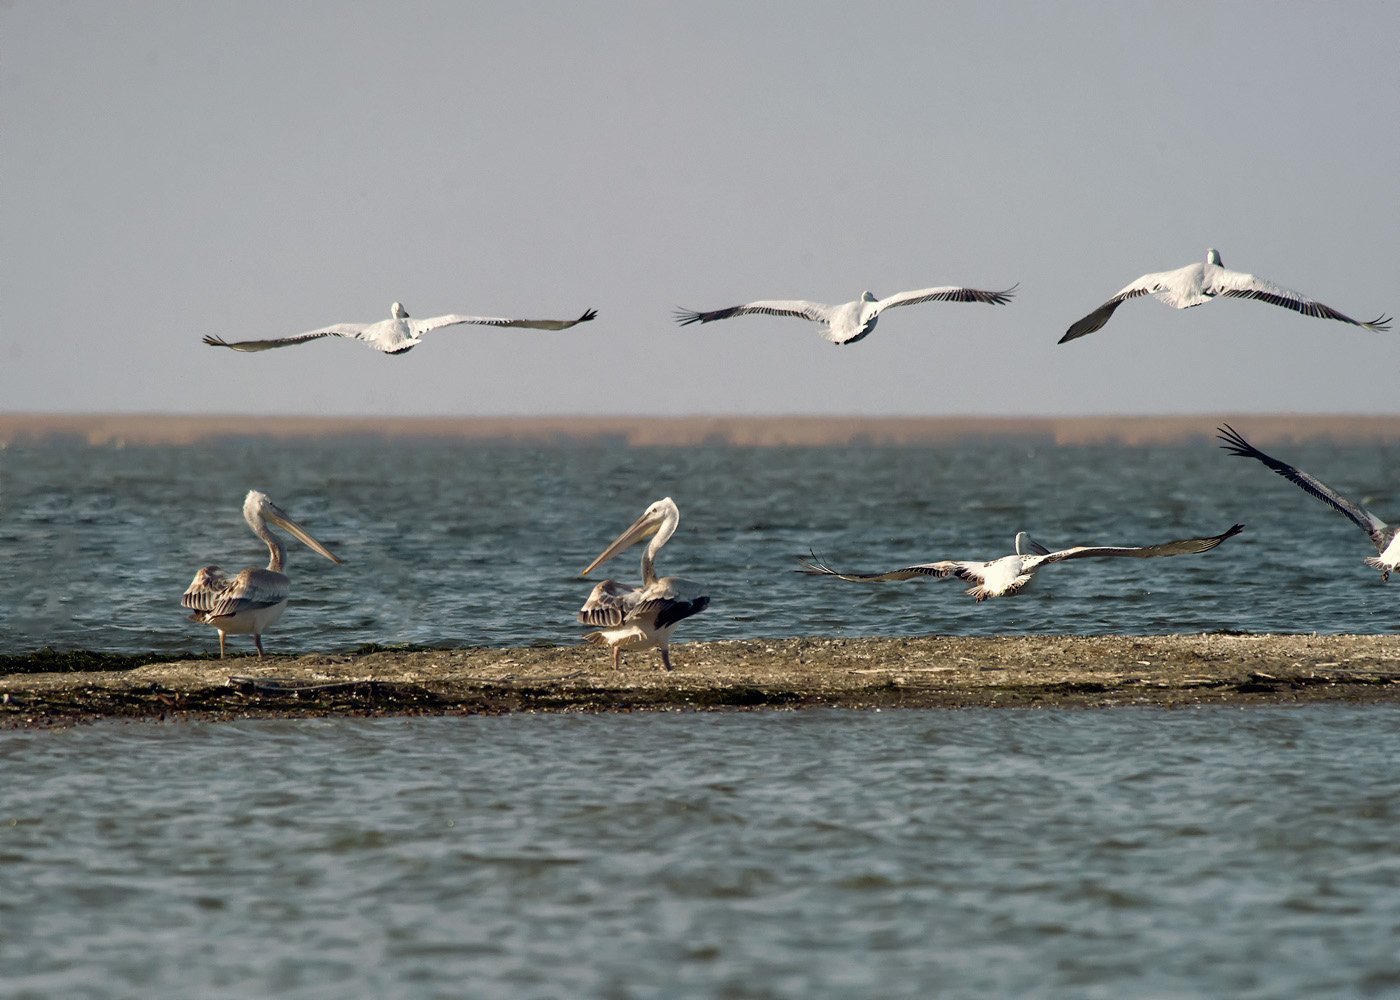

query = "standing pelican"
[
  {"left": 183, "top": 490, "right": 341, "bottom": 657},
  {"left": 799, "top": 524, "right": 1243, "bottom": 601},
  {"left": 675, "top": 283, "right": 1016, "bottom": 345},
  {"left": 1060, "top": 248, "right": 1390, "bottom": 343},
  {"left": 577, "top": 497, "right": 710, "bottom": 670},
  {"left": 203, "top": 302, "right": 598, "bottom": 355},
  {"left": 1219, "top": 423, "right": 1400, "bottom": 580}
]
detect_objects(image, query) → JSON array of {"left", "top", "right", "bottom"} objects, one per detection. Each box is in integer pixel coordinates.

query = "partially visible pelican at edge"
[
  {"left": 1219, "top": 423, "right": 1400, "bottom": 580},
  {"left": 183, "top": 490, "right": 342, "bottom": 657},
  {"left": 203, "top": 302, "right": 598, "bottom": 355},
  {"left": 1060, "top": 248, "right": 1390, "bottom": 343},
  {"left": 799, "top": 523, "right": 1243, "bottom": 601},
  {"left": 577, "top": 497, "right": 710, "bottom": 670},
  {"left": 675, "top": 283, "right": 1017, "bottom": 345}
]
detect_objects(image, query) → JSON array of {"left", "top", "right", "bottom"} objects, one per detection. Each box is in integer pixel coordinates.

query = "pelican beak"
[
  {"left": 582, "top": 509, "right": 661, "bottom": 576},
  {"left": 266, "top": 508, "right": 342, "bottom": 564}
]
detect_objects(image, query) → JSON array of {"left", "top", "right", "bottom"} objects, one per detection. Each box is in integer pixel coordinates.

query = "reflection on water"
[
  {"left": 3, "top": 439, "right": 1399, "bottom": 655},
  {"left": 2, "top": 706, "right": 1399, "bottom": 997}
]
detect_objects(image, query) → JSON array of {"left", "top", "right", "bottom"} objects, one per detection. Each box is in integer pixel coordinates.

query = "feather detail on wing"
[
  {"left": 202, "top": 330, "right": 348, "bottom": 352},
  {"left": 1060, "top": 287, "right": 1154, "bottom": 343},
  {"left": 1210, "top": 271, "right": 1390, "bottom": 330},
  {"left": 577, "top": 579, "right": 636, "bottom": 626},
  {"left": 422, "top": 308, "right": 598, "bottom": 332},
  {"left": 674, "top": 300, "right": 833, "bottom": 326},
  {"left": 875, "top": 284, "right": 1018, "bottom": 312},
  {"left": 184, "top": 567, "right": 290, "bottom": 620},
  {"left": 1032, "top": 524, "right": 1245, "bottom": 566},
  {"left": 796, "top": 551, "right": 962, "bottom": 582},
  {"left": 1218, "top": 423, "right": 1392, "bottom": 547}
]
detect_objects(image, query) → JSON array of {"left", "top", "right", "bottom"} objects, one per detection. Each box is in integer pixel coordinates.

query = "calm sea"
[
  {"left": 3, "top": 707, "right": 1399, "bottom": 998},
  {"left": 2, "top": 437, "right": 1399, "bottom": 656},
  {"left": 4, "top": 440, "right": 1400, "bottom": 997}
]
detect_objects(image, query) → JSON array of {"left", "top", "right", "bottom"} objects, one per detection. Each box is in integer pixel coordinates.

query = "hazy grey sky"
[{"left": 4, "top": 1, "right": 1396, "bottom": 417}]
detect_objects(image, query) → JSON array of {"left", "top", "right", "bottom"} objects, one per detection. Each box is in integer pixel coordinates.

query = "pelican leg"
[
  {"left": 254, "top": 634, "right": 265, "bottom": 658},
  {"left": 218, "top": 630, "right": 227, "bottom": 659},
  {"left": 612, "top": 646, "right": 621, "bottom": 669},
  {"left": 659, "top": 646, "right": 673, "bottom": 672}
]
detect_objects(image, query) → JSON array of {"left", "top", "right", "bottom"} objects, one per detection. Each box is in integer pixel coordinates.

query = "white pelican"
[
  {"left": 675, "top": 284, "right": 1017, "bottom": 345},
  {"left": 577, "top": 497, "right": 710, "bottom": 670},
  {"left": 1219, "top": 423, "right": 1400, "bottom": 580},
  {"left": 1060, "top": 248, "right": 1390, "bottom": 343},
  {"left": 203, "top": 302, "right": 598, "bottom": 355},
  {"left": 799, "top": 524, "right": 1243, "bottom": 601},
  {"left": 183, "top": 490, "right": 341, "bottom": 657}
]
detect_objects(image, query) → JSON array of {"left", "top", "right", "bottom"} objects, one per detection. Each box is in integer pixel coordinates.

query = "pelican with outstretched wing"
[
  {"left": 676, "top": 283, "right": 1016, "bottom": 345},
  {"left": 183, "top": 490, "right": 341, "bottom": 657},
  {"left": 1060, "top": 248, "right": 1389, "bottom": 343},
  {"left": 1218, "top": 423, "right": 1400, "bottom": 580},
  {"left": 799, "top": 524, "right": 1243, "bottom": 601},
  {"left": 578, "top": 497, "right": 709, "bottom": 670},
  {"left": 203, "top": 302, "right": 597, "bottom": 355}
]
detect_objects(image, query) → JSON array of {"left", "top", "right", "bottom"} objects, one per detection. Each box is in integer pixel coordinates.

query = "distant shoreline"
[{"left": 6, "top": 413, "right": 1400, "bottom": 448}]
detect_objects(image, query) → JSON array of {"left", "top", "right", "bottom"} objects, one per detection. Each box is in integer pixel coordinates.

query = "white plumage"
[
  {"left": 204, "top": 302, "right": 597, "bottom": 355},
  {"left": 1061, "top": 248, "right": 1389, "bottom": 343},
  {"left": 183, "top": 490, "right": 341, "bottom": 657},
  {"left": 577, "top": 497, "right": 709, "bottom": 670},
  {"left": 799, "top": 524, "right": 1243, "bottom": 601},
  {"left": 676, "top": 284, "right": 1016, "bottom": 345}
]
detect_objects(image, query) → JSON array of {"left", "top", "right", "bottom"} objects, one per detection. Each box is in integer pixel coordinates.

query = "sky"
[{"left": 3, "top": 1, "right": 1397, "bottom": 418}]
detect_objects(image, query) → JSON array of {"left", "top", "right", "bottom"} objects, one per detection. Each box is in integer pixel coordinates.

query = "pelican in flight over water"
[
  {"left": 577, "top": 497, "right": 710, "bottom": 670},
  {"left": 1218, "top": 423, "right": 1400, "bottom": 580},
  {"left": 799, "top": 524, "right": 1243, "bottom": 601},
  {"left": 1060, "top": 248, "right": 1390, "bottom": 343},
  {"left": 203, "top": 302, "right": 598, "bottom": 355},
  {"left": 183, "top": 490, "right": 341, "bottom": 657},
  {"left": 675, "top": 283, "right": 1017, "bottom": 345}
]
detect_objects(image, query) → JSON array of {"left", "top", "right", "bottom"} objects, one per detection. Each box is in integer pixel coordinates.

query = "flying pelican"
[
  {"left": 577, "top": 497, "right": 710, "bottom": 670},
  {"left": 675, "top": 283, "right": 1017, "bottom": 345},
  {"left": 183, "top": 490, "right": 341, "bottom": 657},
  {"left": 798, "top": 524, "right": 1243, "bottom": 601},
  {"left": 1218, "top": 423, "right": 1400, "bottom": 580},
  {"left": 1060, "top": 248, "right": 1390, "bottom": 343},
  {"left": 203, "top": 302, "right": 598, "bottom": 355}
]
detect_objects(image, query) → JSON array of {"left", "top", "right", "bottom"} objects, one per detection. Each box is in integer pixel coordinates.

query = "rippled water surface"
[
  {"left": 3, "top": 437, "right": 1400, "bottom": 655},
  {"left": 3, "top": 707, "right": 1399, "bottom": 998}
]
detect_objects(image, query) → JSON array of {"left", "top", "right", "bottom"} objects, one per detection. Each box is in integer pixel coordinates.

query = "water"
[
  {"left": 1, "top": 706, "right": 1397, "bottom": 998},
  {"left": 2, "top": 438, "right": 1399, "bottom": 656}
]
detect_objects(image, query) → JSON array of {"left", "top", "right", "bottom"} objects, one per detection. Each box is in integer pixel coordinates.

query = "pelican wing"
[
  {"left": 419, "top": 308, "right": 598, "bottom": 333},
  {"left": 874, "top": 284, "right": 1018, "bottom": 313},
  {"left": 202, "top": 327, "right": 359, "bottom": 352},
  {"left": 578, "top": 579, "right": 638, "bottom": 627},
  {"left": 1218, "top": 423, "right": 1393, "bottom": 548},
  {"left": 628, "top": 577, "right": 710, "bottom": 627},
  {"left": 1210, "top": 271, "right": 1390, "bottom": 331},
  {"left": 1030, "top": 524, "right": 1245, "bottom": 567},
  {"left": 674, "top": 300, "right": 834, "bottom": 327},
  {"left": 209, "top": 568, "right": 290, "bottom": 619},
  {"left": 1059, "top": 266, "right": 1193, "bottom": 343},
  {"left": 797, "top": 552, "right": 962, "bottom": 582},
  {"left": 182, "top": 565, "right": 234, "bottom": 612}
]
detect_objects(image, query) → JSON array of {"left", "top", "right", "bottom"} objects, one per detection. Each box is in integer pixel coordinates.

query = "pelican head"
[
  {"left": 391, "top": 302, "right": 410, "bottom": 319},
  {"left": 1206, "top": 248, "right": 1222, "bottom": 267},
  {"left": 860, "top": 291, "right": 878, "bottom": 303},
  {"left": 1014, "top": 531, "right": 1034, "bottom": 556},
  {"left": 582, "top": 496, "right": 680, "bottom": 578},
  {"left": 244, "top": 489, "right": 342, "bottom": 567}
]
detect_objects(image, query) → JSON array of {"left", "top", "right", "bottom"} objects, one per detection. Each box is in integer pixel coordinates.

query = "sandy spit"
[{"left": 4, "top": 634, "right": 1400, "bottom": 727}]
